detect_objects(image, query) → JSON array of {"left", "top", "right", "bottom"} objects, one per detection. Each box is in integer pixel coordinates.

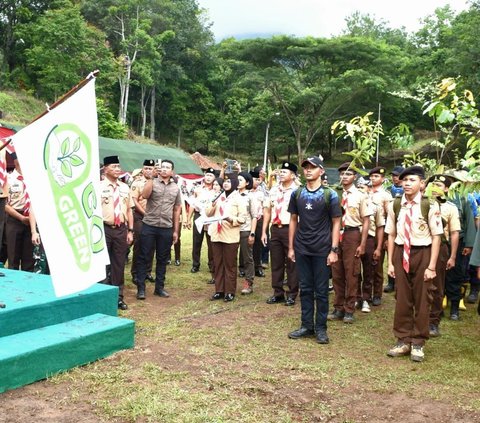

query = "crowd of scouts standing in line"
[{"left": 3, "top": 152, "right": 480, "bottom": 362}]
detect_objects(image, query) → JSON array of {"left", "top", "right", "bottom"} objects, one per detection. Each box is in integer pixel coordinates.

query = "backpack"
[{"left": 294, "top": 185, "right": 332, "bottom": 207}]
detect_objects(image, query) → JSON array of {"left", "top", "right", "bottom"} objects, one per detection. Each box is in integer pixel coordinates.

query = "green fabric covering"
[
  {"left": 0, "top": 269, "right": 118, "bottom": 337},
  {"left": 0, "top": 313, "right": 135, "bottom": 393},
  {"left": 99, "top": 136, "right": 202, "bottom": 174}
]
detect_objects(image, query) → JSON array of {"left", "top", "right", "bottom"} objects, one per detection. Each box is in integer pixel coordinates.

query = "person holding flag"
[{"left": 100, "top": 155, "right": 134, "bottom": 310}]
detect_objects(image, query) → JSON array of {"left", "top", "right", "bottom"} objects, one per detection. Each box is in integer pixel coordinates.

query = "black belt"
[
  {"left": 105, "top": 223, "right": 123, "bottom": 229},
  {"left": 272, "top": 224, "right": 288, "bottom": 228},
  {"left": 395, "top": 243, "right": 430, "bottom": 249},
  {"left": 344, "top": 226, "right": 360, "bottom": 232}
]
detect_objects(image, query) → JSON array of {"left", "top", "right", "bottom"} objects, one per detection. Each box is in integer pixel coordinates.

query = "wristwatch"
[
  {"left": 128, "top": 228, "right": 134, "bottom": 232},
  {"left": 250, "top": 233, "right": 255, "bottom": 237},
  {"left": 331, "top": 246, "right": 339, "bottom": 254}
]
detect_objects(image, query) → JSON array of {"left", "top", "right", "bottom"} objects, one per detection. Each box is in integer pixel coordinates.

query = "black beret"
[
  {"left": 399, "top": 165, "right": 425, "bottom": 180},
  {"left": 281, "top": 161, "right": 298, "bottom": 174},
  {"left": 143, "top": 159, "right": 155, "bottom": 166},
  {"left": 338, "top": 162, "right": 354, "bottom": 172},
  {"left": 369, "top": 166, "right": 386, "bottom": 176},
  {"left": 249, "top": 170, "right": 260, "bottom": 178},
  {"left": 427, "top": 174, "right": 452, "bottom": 188},
  {"left": 103, "top": 155, "right": 120, "bottom": 166},
  {"left": 204, "top": 167, "right": 216, "bottom": 176}
]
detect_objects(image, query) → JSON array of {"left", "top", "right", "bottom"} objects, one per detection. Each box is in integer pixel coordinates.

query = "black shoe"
[
  {"left": 467, "top": 288, "right": 479, "bottom": 304},
  {"left": 154, "top": 289, "right": 170, "bottom": 298},
  {"left": 383, "top": 283, "right": 394, "bottom": 293},
  {"left": 372, "top": 296, "right": 382, "bottom": 306},
  {"left": 118, "top": 300, "right": 128, "bottom": 310},
  {"left": 207, "top": 278, "right": 215, "bottom": 285},
  {"left": 146, "top": 274, "right": 155, "bottom": 283},
  {"left": 191, "top": 266, "right": 199, "bottom": 273},
  {"left": 166, "top": 260, "right": 171, "bottom": 265},
  {"left": 288, "top": 327, "right": 314, "bottom": 339},
  {"left": 224, "top": 293, "right": 235, "bottom": 302},
  {"left": 255, "top": 269, "right": 265, "bottom": 277},
  {"left": 174, "top": 260, "right": 181, "bottom": 266},
  {"left": 327, "top": 309, "right": 344, "bottom": 321},
  {"left": 210, "top": 292, "right": 224, "bottom": 300},
  {"left": 343, "top": 312, "right": 355, "bottom": 324},
  {"left": 266, "top": 295, "right": 285, "bottom": 304},
  {"left": 239, "top": 271, "right": 245, "bottom": 278},
  {"left": 136, "top": 289, "right": 146, "bottom": 300},
  {"left": 316, "top": 331, "right": 330, "bottom": 344},
  {"left": 285, "top": 297, "right": 295, "bottom": 306},
  {"left": 450, "top": 312, "right": 460, "bottom": 321}
]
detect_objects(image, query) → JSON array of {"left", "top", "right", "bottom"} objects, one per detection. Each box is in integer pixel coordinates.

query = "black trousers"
[
  {"left": 6, "top": 214, "right": 34, "bottom": 272},
  {"left": 104, "top": 224, "right": 128, "bottom": 300}
]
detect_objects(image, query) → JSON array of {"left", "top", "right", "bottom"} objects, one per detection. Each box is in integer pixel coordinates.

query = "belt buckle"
[{"left": 277, "top": 224, "right": 283, "bottom": 228}]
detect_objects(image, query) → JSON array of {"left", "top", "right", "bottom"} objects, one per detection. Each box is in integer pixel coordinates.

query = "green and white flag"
[{"left": 12, "top": 78, "right": 109, "bottom": 297}]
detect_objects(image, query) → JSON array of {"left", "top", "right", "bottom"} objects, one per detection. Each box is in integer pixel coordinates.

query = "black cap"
[
  {"left": 369, "top": 166, "right": 386, "bottom": 176},
  {"left": 204, "top": 167, "right": 216, "bottom": 176},
  {"left": 338, "top": 162, "right": 354, "bottom": 172},
  {"left": 238, "top": 171, "right": 253, "bottom": 190},
  {"left": 427, "top": 174, "right": 452, "bottom": 188},
  {"left": 143, "top": 159, "right": 155, "bottom": 166},
  {"left": 103, "top": 155, "right": 120, "bottom": 166},
  {"left": 281, "top": 161, "right": 298, "bottom": 174},
  {"left": 399, "top": 165, "right": 425, "bottom": 180},
  {"left": 249, "top": 170, "right": 260, "bottom": 178},
  {"left": 390, "top": 166, "right": 405, "bottom": 176},
  {"left": 301, "top": 156, "right": 324, "bottom": 168}
]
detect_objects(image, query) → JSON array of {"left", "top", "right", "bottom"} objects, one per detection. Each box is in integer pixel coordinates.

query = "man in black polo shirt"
[{"left": 287, "top": 156, "right": 342, "bottom": 344}]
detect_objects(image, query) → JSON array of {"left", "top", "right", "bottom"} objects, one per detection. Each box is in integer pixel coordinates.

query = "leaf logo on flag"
[{"left": 44, "top": 123, "right": 104, "bottom": 271}]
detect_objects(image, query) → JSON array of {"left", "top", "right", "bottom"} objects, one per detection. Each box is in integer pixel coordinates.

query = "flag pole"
[{"left": 0, "top": 70, "right": 100, "bottom": 152}]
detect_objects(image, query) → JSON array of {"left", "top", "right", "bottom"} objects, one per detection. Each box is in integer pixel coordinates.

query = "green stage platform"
[{"left": 0, "top": 269, "right": 135, "bottom": 393}]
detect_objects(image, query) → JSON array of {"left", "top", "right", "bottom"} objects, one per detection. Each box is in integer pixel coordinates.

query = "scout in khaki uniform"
[
  {"left": 130, "top": 159, "right": 155, "bottom": 284},
  {"left": 101, "top": 155, "right": 134, "bottom": 310},
  {"left": 426, "top": 175, "right": 460, "bottom": 337},
  {"left": 329, "top": 162, "right": 372, "bottom": 324},
  {"left": 357, "top": 177, "right": 385, "bottom": 313},
  {"left": 249, "top": 169, "right": 268, "bottom": 277},
  {"left": 386, "top": 166, "right": 443, "bottom": 362},
  {"left": 261, "top": 162, "right": 299, "bottom": 306},
  {"left": 368, "top": 166, "right": 392, "bottom": 305}
]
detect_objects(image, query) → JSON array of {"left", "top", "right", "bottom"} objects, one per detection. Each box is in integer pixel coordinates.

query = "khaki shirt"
[
  {"left": 265, "top": 182, "right": 296, "bottom": 226},
  {"left": 342, "top": 185, "right": 372, "bottom": 227},
  {"left": 143, "top": 178, "right": 182, "bottom": 228},
  {"left": 0, "top": 149, "right": 8, "bottom": 198},
  {"left": 368, "top": 203, "right": 386, "bottom": 237},
  {"left": 7, "top": 170, "right": 28, "bottom": 212},
  {"left": 385, "top": 193, "right": 444, "bottom": 245},
  {"left": 130, "top": 176, "right": 148, "bottom": 210},
  {"left": 239, "top": 191, "right": 258, "bottom": 232},
  {"left": 250, "top": 187, "right": 266, "bottom": 218},
  {"left": 371, "top": 187, "right": 392, "bottom": 218},
  {"left": 440, "top": 200, "right": 461, "bottom": 241},
  {"left": 100, "top": 178, "right": 131, "bottom": 225},
  {"left": 206, "top": 190, "right": 247, "bottom": 243},
  {"left": 191, "top": 184, "right": 214, "bottom": 213}
]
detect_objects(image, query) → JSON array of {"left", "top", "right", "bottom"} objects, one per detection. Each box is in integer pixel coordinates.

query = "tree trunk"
[
  {"left": 177, "top": 127, "right": 183, "bottom": 148},
  {"left": 140, "top": 86, "right": 147, "bottom": 138},
  {"left": 150, "top": 86, "right": 156, "bottom": 140},
  {"left": 120, "top": 62, "right": 131, "bottom": 125}
]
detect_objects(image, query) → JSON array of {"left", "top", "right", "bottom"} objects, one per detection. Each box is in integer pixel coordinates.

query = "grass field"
[{"left": 2, "top": 233, "right": 480, "bottom": 422}]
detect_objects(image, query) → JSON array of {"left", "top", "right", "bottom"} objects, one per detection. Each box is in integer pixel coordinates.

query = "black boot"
[
  {"left": 384, "top": 276, "right": 395, "bottom": 293},
  {"left": 450, "top": 301, "right": 460, "bottom": 321},
  {"left": 467, "top": 285, "right": 479, "bottom": 304}
]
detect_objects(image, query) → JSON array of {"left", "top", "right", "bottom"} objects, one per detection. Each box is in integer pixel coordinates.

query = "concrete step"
[{"left": 0, "top": 313, "right": 135, "bottom": 393}]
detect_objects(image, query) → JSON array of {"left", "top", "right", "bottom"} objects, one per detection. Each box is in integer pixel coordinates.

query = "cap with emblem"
[
  {"left": 390, "top": 166, "right": 405, "bottom": 176},
  {"left": 369, "top": 166, "right": 386, "bottom": 176},
  {"left": 143, "top": 159, "right": 155, "bottom": 167},
  {"left": 281, "top": 161, "right": 298, "bottom": 174},
  {"left": 338, "top": 162, "right": 354, "bottom": 173},
  {"left": 204, "top": 167, "right": 216, "bottom": 176},
  {"left": 427, "top": 174, "right": 452, "bottom": 187},
  {"left": 301, "top": 156, "right": 324, "bottom": 168},
  {"left": 399, "top": 165, "right": 425, "bottom": 180},
  {"left": 103, "top": 155, "right": 120, "bottom": 166}
]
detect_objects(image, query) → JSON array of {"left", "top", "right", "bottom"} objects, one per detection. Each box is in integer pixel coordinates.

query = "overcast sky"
[{"left": 197, "top": 0, "right": 470, "bottom": 40}]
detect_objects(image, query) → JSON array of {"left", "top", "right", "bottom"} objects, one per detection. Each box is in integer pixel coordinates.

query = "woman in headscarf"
[{"left": 206, "top": 175, "right": 247, "bottom": 301}]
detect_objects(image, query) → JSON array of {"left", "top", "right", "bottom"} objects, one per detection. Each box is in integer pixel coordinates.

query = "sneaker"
[
  {"left": 387, "top": 342, "right": 411, "bottom": 357},
  {"left": 241, "top": 280, "right": 253, "bottom": 295},
  {"left": 429, "top": 324, "right": 440, "bottom": 337},
  {"left": 372, "top": 296, "right": 382, "bottom": 306},
  {"left": 327, "top": 309, "right": 345, "bottom": 321},
  {"left": 343, "top": 312, "right": 354, "bottom": 324},
  {"left": 361, "top": 300, "right": 371, "bottom": 313},
  {"left": 410, "top": 345, "right": 425, "bottom": 362}
]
